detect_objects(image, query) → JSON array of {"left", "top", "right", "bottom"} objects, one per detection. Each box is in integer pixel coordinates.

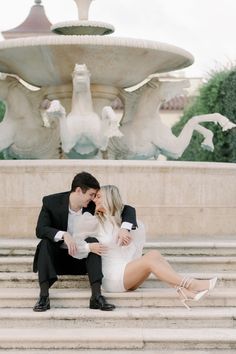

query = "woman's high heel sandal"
[
  {"left": 175, "top": 276, "right": 216, "bottom": 310},
  {"left": 176, "top": 277, "right": 205, "bottom": 310},
  {"left": 208, "top": 276, "right": 218, "bottom": 291}
]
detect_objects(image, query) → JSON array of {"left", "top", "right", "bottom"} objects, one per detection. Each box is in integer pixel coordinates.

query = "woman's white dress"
[{"left": 73, "top": 212, "right": 146, "bottom": 292}]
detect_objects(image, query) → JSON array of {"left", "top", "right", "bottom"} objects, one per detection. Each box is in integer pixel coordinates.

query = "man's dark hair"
[{"left": 71, "top": 171, "right": 100, "bottom": 192}]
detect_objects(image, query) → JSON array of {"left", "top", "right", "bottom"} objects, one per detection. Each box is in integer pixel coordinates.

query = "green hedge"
[
  {"left": 172, "top": 68, "right": 236, "bottom": 162},
  {"left": 0, "top": 101, "right": 5, "bottom": 122},
  {"left": 0, "top": 101, "right": 5, "bottom": 159}
]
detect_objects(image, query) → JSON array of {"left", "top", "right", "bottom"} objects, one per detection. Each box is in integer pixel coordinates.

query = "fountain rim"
[
  {"left": 51, "top": 20, "right": 115, "bottom": 35},
  {"left": 0, "top": 35, "right": 194, "bottom": 87},
  {"left": 0, "top": 35, "right": 194, "bottom": 63}
]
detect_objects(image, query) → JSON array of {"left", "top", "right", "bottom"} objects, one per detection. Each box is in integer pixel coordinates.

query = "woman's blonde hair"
[{"left": 96, "top": 185, "right": 124, "bottom": 226}]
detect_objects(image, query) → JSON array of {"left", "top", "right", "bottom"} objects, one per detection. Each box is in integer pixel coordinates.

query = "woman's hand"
[
  {"left": 117, "top": 229, "right": 132, "bottom": 246},
  {"left": 89, "top": 243, "right": 108, "bottom": 256},
  {"left": 63, "top": 233, "right": 78, "bottom": 256}
]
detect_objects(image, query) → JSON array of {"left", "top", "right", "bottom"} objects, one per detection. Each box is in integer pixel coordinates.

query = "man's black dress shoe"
[
  {"left": 33, "top": 296, "right": 50, "bottom": 312},
  {"left": 89, "top": 295, "right": 115, "bottom": 311}
]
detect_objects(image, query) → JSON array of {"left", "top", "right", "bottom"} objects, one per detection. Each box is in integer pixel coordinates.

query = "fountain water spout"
[{"left": 74, "top": 0, "right": 94, "bottom": 20}]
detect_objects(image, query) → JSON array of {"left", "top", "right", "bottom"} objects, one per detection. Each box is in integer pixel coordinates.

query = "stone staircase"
[{"left": 1, "top": 236, "right": 236, "bottom": 353}]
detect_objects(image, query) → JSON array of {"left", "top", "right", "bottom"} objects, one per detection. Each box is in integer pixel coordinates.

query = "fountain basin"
[
  {"left": 0, "top": 35, "right": 194, "bottom": 87},
  {"left": 51, "top": 21, "right": 115, "bottom": 35}
]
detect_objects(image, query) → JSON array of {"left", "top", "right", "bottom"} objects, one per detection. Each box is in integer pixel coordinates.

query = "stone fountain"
[
  {"left": 0, "top": 0, "right": 235, "bottom": 240},
  {"left": 0, "top": 0, "right": 234, "bottom": 159}
]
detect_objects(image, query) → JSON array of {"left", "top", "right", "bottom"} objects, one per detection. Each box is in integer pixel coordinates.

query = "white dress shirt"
[{"left": 54, "top": 208, "right": 132, "bottom": 259}]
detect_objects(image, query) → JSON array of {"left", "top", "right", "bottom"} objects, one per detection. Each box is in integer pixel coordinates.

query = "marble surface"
[
  {"left": 0, "top": 36, "right": 194, "bottom": 87},
  {"left": 0, "top": 160, "right": 235, "bottom": 238}
]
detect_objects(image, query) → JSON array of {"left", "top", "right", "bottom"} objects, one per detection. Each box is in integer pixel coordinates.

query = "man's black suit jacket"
[{"left": 36, "top": 191, "right": 137, "bottom": 241}]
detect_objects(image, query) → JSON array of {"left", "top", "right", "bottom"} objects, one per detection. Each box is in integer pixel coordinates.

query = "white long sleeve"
[
  {"left": 55, "top": 209, "right": 94, "bottom": 259},
  {"left": 73, "top": 212, "right": 99, "bottom": 259}
]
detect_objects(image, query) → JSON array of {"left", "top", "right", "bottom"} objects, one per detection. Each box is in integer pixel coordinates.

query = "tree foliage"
[
  {"left": 0, "top": 101, "right": 5, "bottom": 159},
  {"left": 0, "top": 101, "right": 5, "bottom": 122},
  {"left": 171, "top": 68, "right": 236, "bottom": 162}
]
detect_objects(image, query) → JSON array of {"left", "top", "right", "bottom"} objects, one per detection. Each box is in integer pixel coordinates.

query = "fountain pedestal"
[
  {"left": 51, "top": 0, "right": 114, "bottom": 35},
  {"left": 74, "top": 0, "right": 93, "bottom": 20}
]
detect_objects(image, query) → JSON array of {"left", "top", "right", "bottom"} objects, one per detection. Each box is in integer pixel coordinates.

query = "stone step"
[
  {"left": 0, "top": 328, "right": 236, "bottom": 350},
  {"left": 2, "top": 238, "right": 236, "bottom": 257},
  {"left": 156, "top": 256, "right": 236, "bottom": 272},
  {"left": 0, "top": 238, "right": 37, "bottom": 256},
  {"left": 0, "top": 287, "right": 235, "bottom": 308},
  {"left": 1, "top": 255, "right": 236, "bottom": 272},
  {"left": 1, "top": 307, "right": 236, "bottom": 329},
  {"left": 144, "top": 273, "right": 236, "bottom": 288},
  {"left": 0, "top": 350, "right": 233, "bottom": 354},
  {"left": 0, "top": 271, "right": 234, "bottom": 288},
  {"left": 145, "top": 241, "right": 236, "bottom": 256}
]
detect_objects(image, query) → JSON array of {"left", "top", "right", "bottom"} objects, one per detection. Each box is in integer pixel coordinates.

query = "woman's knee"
[
  {"left": 146, "top": 249, "right": 162, "bottom": 260},
  {"left": 143, "top": 250, "right": 163, "bottom": 271}
]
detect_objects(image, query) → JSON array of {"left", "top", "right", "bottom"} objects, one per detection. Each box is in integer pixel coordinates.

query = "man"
[{"left": 33, "top": 171, "right": 137, "bottom": 312}]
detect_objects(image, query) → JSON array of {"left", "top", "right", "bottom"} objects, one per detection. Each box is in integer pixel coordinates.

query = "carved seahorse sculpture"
[
  {"left": 44, "top": 64, "right": 122, "bottom": 158},
  {"left": 45, "top": 98, "right": 123, "bottom": 158},
  {"left": 106, "top": 77, "right": 236, "bottom": 159},
  {"left": 0, "top": 74, "right": 60, "bottom": 159}
]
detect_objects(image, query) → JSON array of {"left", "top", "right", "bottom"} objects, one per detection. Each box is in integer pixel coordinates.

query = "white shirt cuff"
[
  {"left": 73, "top": 240, "right": 90, "bottom": 259},
  {"left": 54, "top": 231, "right": 65, "bottom": 242},
  {"left": 121, "top": 222, "right": 133, "bottom": 231}
]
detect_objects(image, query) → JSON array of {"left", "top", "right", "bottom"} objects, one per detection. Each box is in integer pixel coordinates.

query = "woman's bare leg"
[
  {"left": 124, "top": 250, "right": 183, "bottom": 291},
  {"left": 124, "top": 250, "right": 210, "bottom": 294},
  {"left": 123, "top": 256, "right": 151, "bottom": 291}
]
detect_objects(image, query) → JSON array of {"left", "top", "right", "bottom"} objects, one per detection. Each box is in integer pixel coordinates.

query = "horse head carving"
[
  {"left": 45, "top": 64, "right": 122, "bottom": 158},
  {"left": 72, "top": 64, "right": 91, "bottom": 94}
]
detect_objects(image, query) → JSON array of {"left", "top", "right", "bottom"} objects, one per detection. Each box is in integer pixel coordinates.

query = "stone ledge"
[
  {"left": 0, "top": 350, "right": 233, "bottom": 354},
  {"left": 0, "top": 328, "right": 236, "bottom": 350},
  {"left": 0, "top": 271, "right": 235, "bottom": 288},
  {"left": 1, "top": 255, "right": 236, "bottom": 273},
  {"left": 1, "top": 307, "right": 236, "bottom": 329},
  {"left": 1, "top": 287, "right": 235, "bottom": 308}
]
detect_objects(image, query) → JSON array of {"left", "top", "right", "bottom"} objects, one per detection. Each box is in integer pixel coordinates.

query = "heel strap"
[
  {"left": 176, "top": 286, "right": 188, "bottom": 301},
  {"left": 179, "top": 276, "right": 193, "bottom": 290}
]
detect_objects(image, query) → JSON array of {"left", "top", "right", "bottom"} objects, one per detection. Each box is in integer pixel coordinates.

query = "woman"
[{"left": 73, "top": 185, "right": 217, "bottom": 310}]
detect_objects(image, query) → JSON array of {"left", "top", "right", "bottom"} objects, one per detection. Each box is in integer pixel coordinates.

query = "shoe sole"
[
  {"left": 89, "top": 305, "right": 115, "bottom": 311},
  {"left": 33, "top": 305, "right": 50, "bottom": 312}
]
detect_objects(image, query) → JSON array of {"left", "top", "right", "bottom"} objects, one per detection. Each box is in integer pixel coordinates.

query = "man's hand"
[
  {"left": 89, "top": 243, "right": 108, "bottom": 256},
  {"left": 117, "top": 229, "right": 132, "bottom": 246},
  {"left": 63, "top": 233, "right": 78, "bottom": 257}
]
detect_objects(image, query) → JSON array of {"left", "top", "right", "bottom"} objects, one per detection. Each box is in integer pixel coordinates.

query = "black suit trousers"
[{"left": 33, "top": 237, "right": 103, "bottom": 288}]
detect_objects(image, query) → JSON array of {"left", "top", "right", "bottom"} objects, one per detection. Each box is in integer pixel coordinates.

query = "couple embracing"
[{"left": 33, "top": 171, "right": 217, "bottom": 312}]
